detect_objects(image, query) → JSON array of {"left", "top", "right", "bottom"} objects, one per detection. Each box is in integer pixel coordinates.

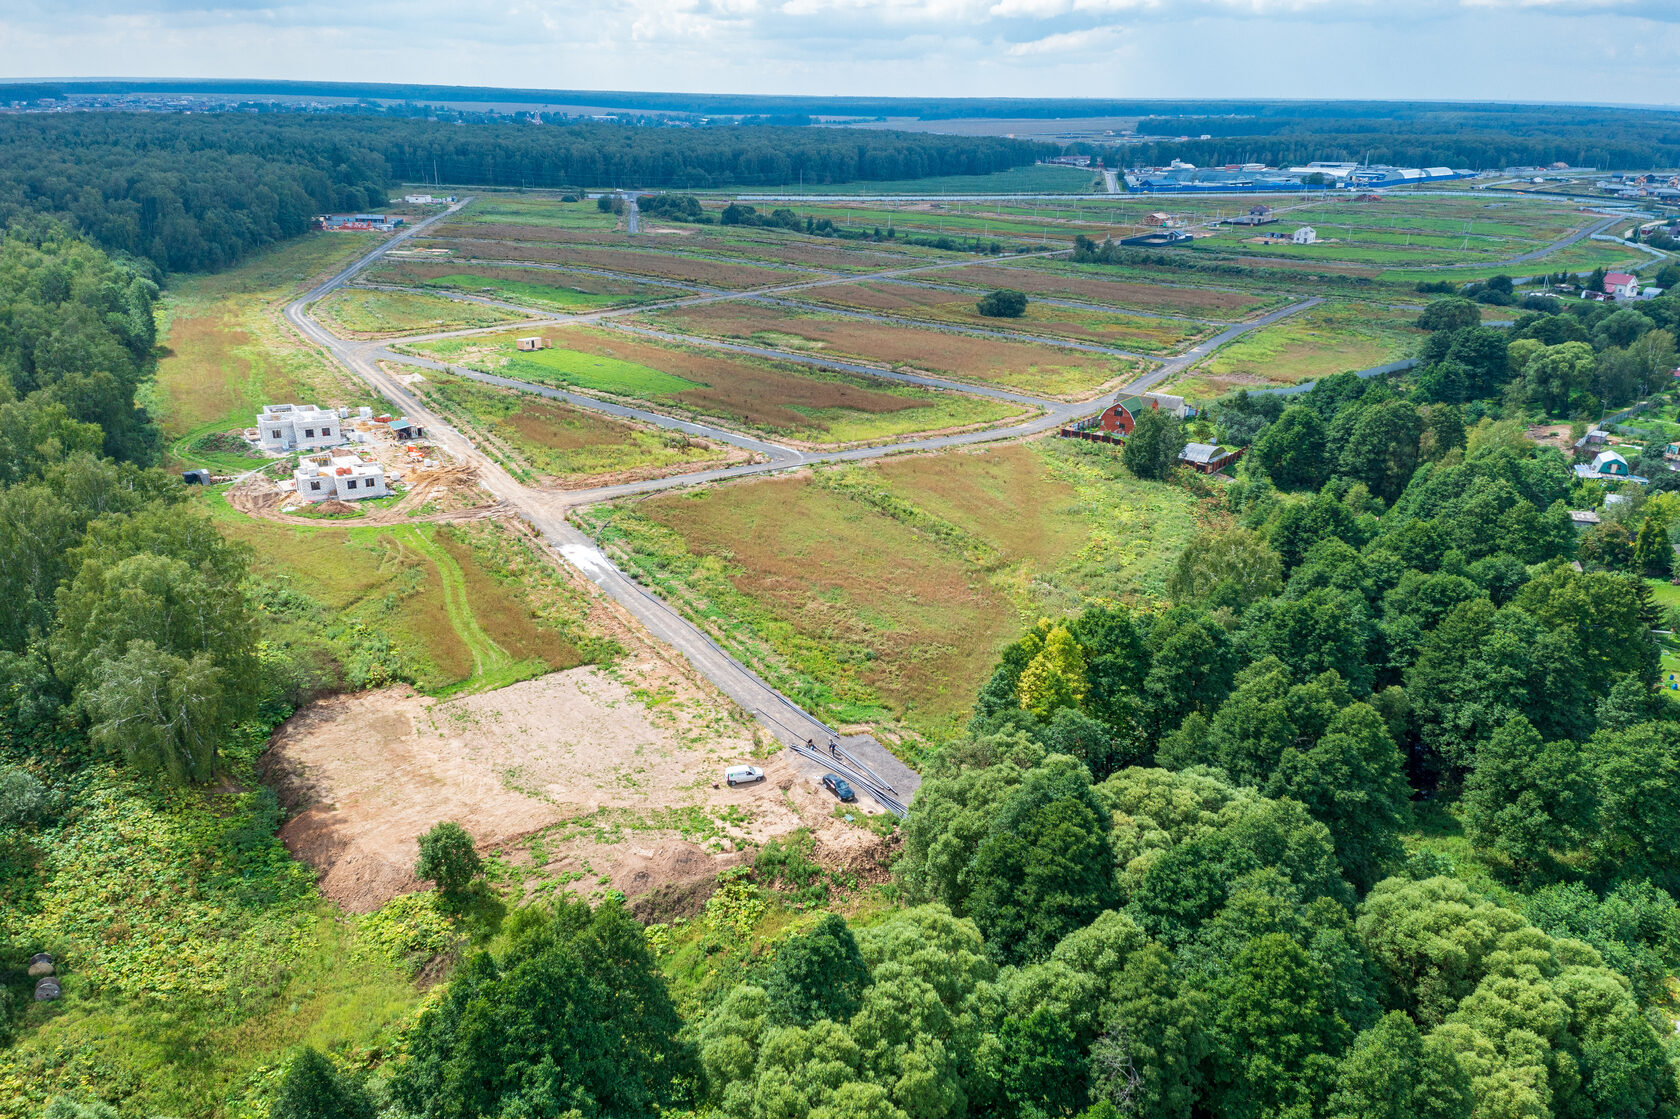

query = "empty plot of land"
[
  {"left": 941, "top": 261, "right": 1286, "bottom": 319},
  {"left": 313, "top": 288, "right": 528, "bottom": 337},
  {"left": 582, "top": 442, "right": 1198, "bottom": 735},
  {"left": 414, "top": 370, "right": 747, "bottom": 485},
  {"left": 417, "top": 238, "right": 815, "bottom": 289},
  {"left": 403, "top": 327, "right": 1025, "bottom": 445},
  {"left": 792, "top": 279, "right": 1214, "bottom": 353},
  {"left": 1170, "top": 300, "right": 1425, "bottom": 400},
  {"left": 369, "top": 259, "right": 674, "bottom": 311},
  {"left": 262, "top": 666, "right": 840, "bottom": 913},
  {"left": 639, "top": 301, "right": 1142, "bottom": 399}
]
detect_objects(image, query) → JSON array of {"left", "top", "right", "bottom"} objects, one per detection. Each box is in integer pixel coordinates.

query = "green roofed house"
[{"left": 1573, "top": 449, "right": 1648, "bottom": 485}]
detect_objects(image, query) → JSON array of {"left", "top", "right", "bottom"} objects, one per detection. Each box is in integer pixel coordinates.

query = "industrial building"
[{"left": 1124, "top": 162, "right": 1472, "bottom": 194}]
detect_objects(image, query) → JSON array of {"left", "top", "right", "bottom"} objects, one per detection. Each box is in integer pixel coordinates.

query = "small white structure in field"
[
  {"left": 1291, "top": 226, "right": 1318, "bottom": 245},
  {"left": 516, "top": 336, "right": 551, "bottom": 352},
  {"left": 292, "top": 451, "right": 390, "bottom": 502},
  {"left": 258, "top": 404, "right": 345, "bottom": 453}
]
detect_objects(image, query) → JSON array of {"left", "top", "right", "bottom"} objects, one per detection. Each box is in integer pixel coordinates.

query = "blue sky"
[{"left": 2, "top": 0, "right": 1678, "bottom": 103}]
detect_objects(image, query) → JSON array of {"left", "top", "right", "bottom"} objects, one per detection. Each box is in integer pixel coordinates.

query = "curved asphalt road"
[{"left": 283, "top": 198, "right": 1321, "bottom": 813}]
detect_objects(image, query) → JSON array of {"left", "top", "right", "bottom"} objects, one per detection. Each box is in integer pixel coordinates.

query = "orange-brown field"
[
  {"left": 791, "top": 280, "right": 1214, "bottom": 352},
  {"left": 640, "top": 301, "right": 1142, "bottom": 398},
  {"left": 417, "top": 236, "right": 814, "bottom": 289},
  {"left": 941, "top": 262, "right": 1282, "bottom": 318}
]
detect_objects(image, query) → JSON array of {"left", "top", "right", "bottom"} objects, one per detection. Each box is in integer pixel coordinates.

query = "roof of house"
[
  {"left": 1179, "top": 443, "right": 1226, "bottom": 464},
  {"left": 1605, "top": 272, "right": 1637, "bottom": 286},
  {"left": 1592, "top": 450, "right": 1629, "bottom": 471},
  {"left": 1569, "top": 510, "right": 1602, "bottom": 524}
]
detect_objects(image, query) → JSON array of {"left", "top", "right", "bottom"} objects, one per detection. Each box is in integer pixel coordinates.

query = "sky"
[{"left": 3, "top": 0, "right": 1679, "bottom": 103}]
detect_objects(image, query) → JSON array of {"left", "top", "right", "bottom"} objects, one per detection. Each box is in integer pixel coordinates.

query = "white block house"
[
  {"left": 258, "top": 404, "right": 345, "bottom": 453},
  {"left": 292, "top": 452, "right": 390, "bottom": 502},
  {"left": 1291, "top": 226, "right": 1318, "bottom": 245}
]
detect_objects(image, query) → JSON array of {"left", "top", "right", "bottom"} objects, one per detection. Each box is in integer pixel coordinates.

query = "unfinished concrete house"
[
  {"left": 258, "top": 404, "right": 346, "bottom": 453},
  {"left": 292, "top": 452, "right": 390, "bottom": 502}
]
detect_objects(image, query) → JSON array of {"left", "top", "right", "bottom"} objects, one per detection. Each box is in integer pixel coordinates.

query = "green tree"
[
  {"left": 1632, "top": 516, "right": 1672, "bottom": 576},
  {"left": 1253, "top": 405, "right": 1331, "bottom": 491},
  {"left": 1462, "top": 716, "right": 1591, "bottom": 881},
  {"left": 270, "top": 1048, "right": 375, "bottom": 1119},
  {"left": 83, "top": 641, "right": 226, "bottom": 783},
  {"left": 1416, "top": 299, "right": 1481, "bottom": 333},
  {"left": 1337, "top": 401, "right": 1423, "bottom": 503},
  {"left": 1166, "top": 525, "right": 1284, "bottom": 608},
  {"left": 1122, "top": 407, "right": 1186, "bottom": 482},
  {"left": 1269, "top": 703, "right": 1411, "bottom": 894},
  {"left": 1088, "top": 944, "right": 1208, "bottom": 1119},
  {"left": 395, "top": 898, "right": 695, "bottom": 1119},
  {"left": 765, "top": 913, "right": 871, "bottom": 1026},
  {"left": 992, "top": 1006, "right": 1090, "bottom": 1117},
  {"left": 1017, "top": 625, "right": 1088, "bottom": 719},
  {"left": 1209, "top": 933, "right": 1349, "bottom": 1119},
  {"left": 415, "top": 821, "right": 483, "bottom": 902},
  {"left": 1324, "top": 1011, "right": 1471, "bottom": 1119},
  {"left": 965, "top": 758, "right": 1120, "bottom": 964},
  {"left": 1523, "top": 341, "right": 1597, "bottom": 415},
  {"left": 1587, "top": 720, "right": 1680, "bottom": 887},
  {"left": 977, "top": 289, "right": 1028, "bottom": 317}
]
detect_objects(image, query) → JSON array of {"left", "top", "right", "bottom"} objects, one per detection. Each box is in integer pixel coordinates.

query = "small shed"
[
  {"left": 516, "top": 336, "right": 551, "bottom": 352},
  {"left": 1569, "top": 509, "right": 1602, "bottom": 526},
  {"left": 389, "top": 417, "right": 426, "bottom": 439},
  {"left": 181, "top": 468, "right": 211, "bottom": 485},
  {"left": 1178, "top": 443, "right": 1244, "bottom": 474}
]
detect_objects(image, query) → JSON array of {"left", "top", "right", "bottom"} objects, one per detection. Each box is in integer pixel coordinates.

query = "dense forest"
[
  {"left": 1125, "top": 104, "right": 1680, "bottom": 170},
  {"left": 0, "top": 113, "right": 1047, "bottom": 273}
]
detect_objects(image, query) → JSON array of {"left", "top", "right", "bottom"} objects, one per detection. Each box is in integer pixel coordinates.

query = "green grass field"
[
  {"left": 577, "top": 440, "right": 1197, "bottom": 739},
  {"left": 414, "top": 370, "right": 738, "bottom": 483},
  {"left": 314, "top": 287, "right": 528, "bottom": 336},
  {"left": 208, "top": 497, "right": 614, "bottom": 694},
  {"left": 152, "top": 233, "right": 393, "bottom": 473},
  {"left": 1170, "top": 300, "right": 1425, "bottom": 401}
]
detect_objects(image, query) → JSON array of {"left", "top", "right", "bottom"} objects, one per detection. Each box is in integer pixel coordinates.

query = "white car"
[{"left": 724, "top": 765, "right": 766, "bottom": 787}]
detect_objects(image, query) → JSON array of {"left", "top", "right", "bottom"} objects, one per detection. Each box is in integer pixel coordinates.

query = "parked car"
[
  {"left": 724, "top": 765, "right": 765, "bottom": 787},
  {"left": 821, "top": 773, "right": 857, "bottom": 802}
]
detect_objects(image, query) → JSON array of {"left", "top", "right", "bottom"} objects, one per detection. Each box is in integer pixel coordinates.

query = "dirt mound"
[{"left": 311, "top": 499, "right": 362, "bottom": 516}]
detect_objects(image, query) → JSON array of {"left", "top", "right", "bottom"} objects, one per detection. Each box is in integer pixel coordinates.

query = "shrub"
[
  {"left": 978, "top": 289, "right": 1029, "bottom": 318},
  {"left": 415, "top": 821, "right": 483, "bottom": 902}
]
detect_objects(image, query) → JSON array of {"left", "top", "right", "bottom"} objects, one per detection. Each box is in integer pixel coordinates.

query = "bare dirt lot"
[{"left": 263, "top": 650, "right": 881, "bottom": 914}]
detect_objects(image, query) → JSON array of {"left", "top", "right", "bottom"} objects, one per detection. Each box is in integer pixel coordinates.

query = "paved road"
[{"left": 283, "top": 198, "right": 1321, "bottom": 814}]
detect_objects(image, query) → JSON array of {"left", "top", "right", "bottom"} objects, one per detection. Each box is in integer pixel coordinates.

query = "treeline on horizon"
[
  {"left": 1126, "top": 105, "right": 1680, "bottom": 170},
  {"left": 0, "top": 113, "right": 1048, "bottom": 273}
]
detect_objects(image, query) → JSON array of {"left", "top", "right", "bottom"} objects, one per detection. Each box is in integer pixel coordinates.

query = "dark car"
[{"left": 821, "top": 773, "right": 857, "bottom": 802}]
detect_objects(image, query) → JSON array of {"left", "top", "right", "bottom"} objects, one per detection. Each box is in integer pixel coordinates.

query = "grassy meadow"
[
  {"left": 313, "top": 287, "right": 528, "bottom": 337},
  {"left": 1170, "top": 300, "right": 1425, "bottom": 401},
  {"left": 412, "top": 370, "right": 739, "bottom": 483},
  {"left": 577, "top": 440, "right": 1198, "bottom": 740}
]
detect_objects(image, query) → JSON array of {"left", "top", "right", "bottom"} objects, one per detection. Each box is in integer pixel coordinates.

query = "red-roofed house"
[{"left": 1604, "top": 272, "right": 1640, "bottom": 298}]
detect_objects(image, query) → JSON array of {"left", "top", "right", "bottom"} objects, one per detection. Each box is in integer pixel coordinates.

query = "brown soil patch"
[
  {"left": 1525, "top": 423, "right": 1575, "bottom": 452},
  {"left": 418, "top": 237, "right": 809, "bottom": 289},
  {"left": 262, "top": 666, "right": 868, "bottom": 914},
  {"left": 373, "top": 259, "right": 657, "bottom": 300},
  {"left": 643, "top": 303, "right": 1133, "bottom": 398},
  {"left": 795, "top": 281, "right": 1208, "bottom": 352},
  {"left": 942, "top": 263, "right": 1273, "bottom": 318}
]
